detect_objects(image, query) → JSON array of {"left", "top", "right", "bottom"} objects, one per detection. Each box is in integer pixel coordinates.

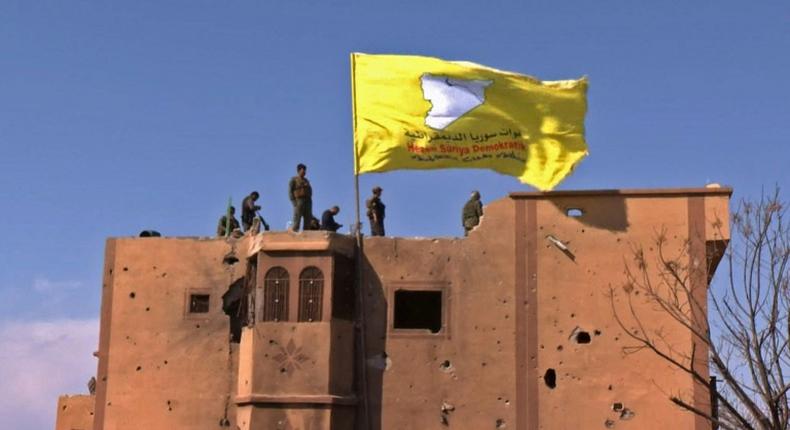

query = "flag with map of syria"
[{"left": 351, "top": 53, "right": 588, "bottom": 190}]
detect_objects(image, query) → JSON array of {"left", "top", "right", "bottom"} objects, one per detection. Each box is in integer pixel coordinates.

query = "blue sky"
[{"left": 0, "top": 1, "right": 788, "bottom": 427}]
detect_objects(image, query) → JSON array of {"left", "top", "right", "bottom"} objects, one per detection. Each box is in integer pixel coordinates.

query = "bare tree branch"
[{"left": 610, "top": 188, "right": 789, "bottom": 430}]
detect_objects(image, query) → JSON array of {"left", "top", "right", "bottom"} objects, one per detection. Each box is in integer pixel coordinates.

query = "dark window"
[
  {"left": 393, "top": 290, "right": 443, "bottom": 333},
  {"left": 189, "top": 294, "right": 210, "bottom": 313},
  {"left": 298, "top": 267, "right": 324, "bottom": 322},
  {"left": 263, "top": 267, "right": 289, "bottom": 322}
]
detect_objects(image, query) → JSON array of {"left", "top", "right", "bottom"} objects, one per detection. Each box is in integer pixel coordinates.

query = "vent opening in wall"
[
  {"left": 189, "top": 294, "right": 210, "bottom": 313},
  {"left": 393, "top": 290, "right": 443, "bottom": 333}
]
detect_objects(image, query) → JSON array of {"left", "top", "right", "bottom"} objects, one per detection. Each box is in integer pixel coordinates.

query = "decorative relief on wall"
[{"left": 272, "top": 339, "right": 310, "bottom": 376}]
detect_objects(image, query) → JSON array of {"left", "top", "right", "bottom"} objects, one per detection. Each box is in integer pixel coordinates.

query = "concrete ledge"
[
  {"left": 235, "top": 394, "right": 358, "bottom": 406},
  {"left": 246, "top": 231, "right": 356, "bottom": 258}
]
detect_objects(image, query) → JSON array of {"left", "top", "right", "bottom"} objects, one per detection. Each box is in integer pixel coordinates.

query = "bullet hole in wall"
[
  {"left": 222, "top": 252, "right": 239, "bottom": 266},
  {"left": 619, "top": 408, "right": 635, "bottom": 420},
  {"left": 544, "top": 368, "right": 557, "bottom": 389},
  {"left": 440, "top": 401, "right": 454, "bottom": 426},
  {"left": 439, "top": 360, "right": 453, "bottom": 372},
  {"left": 129, "top": 292, "right": 136, "bottom": 299},
  {"left": 496, "top": 418, "right": 506, "bottom": 429},
  {"left": 612, "top": 403, "right": 623, "bottom": 411},
  {"left": 575, "top": 331, "right": 591, "bottom": 344},
  {"left": 604, "top": 419, "right": 615, "bottom": 428}
]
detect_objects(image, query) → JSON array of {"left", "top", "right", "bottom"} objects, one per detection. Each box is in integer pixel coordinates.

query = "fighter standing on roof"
[
  {"left": 288, "top": 163, "right": 314, "bottom": 232},
  {"left": 366, "top": 186, "right": 385, "bottom": 236}
]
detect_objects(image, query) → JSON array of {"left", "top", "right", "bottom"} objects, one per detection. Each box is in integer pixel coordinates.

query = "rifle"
[{"left": 256, "top": 211, "right": 271, "bottom": 231}]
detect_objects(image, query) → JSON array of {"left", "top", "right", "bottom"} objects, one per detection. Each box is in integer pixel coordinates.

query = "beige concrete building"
[{"left": 56, "top": 187, "right": 731, "bottom": 430}]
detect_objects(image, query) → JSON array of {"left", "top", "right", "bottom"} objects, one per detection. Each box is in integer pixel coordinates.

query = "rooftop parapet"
[{"left": 245, "top": 230, "right": 356, "bottom": 259}]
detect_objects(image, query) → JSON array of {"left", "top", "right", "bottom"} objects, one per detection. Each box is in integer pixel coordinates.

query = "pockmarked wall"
[
  {"left": 361, "top": 188, "right": 730, "bottom": 430},
  {"left": 56, "top": 187, "right": 731, "bottom": 430},
  {"left": 92, "top": 237, "right": 243, "bottom": 430}
]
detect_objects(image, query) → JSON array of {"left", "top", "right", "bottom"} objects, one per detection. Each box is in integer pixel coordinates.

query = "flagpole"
[{"left": 351, "top": 53, "right": 371, "bottom": 430}]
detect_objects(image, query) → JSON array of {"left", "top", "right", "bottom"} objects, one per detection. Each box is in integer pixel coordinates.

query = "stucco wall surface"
[
  {"left": 94, "top": 237, "right": 243, "bottom": 430},
  {"left": 55, "top": 395, "right": 95, "bottom": 430},
  {"left": 57, "top": 187, "right": 730, "bottom": 430},
  {"left": 361, "top": 189, "right": 730, "bottom": 430}
]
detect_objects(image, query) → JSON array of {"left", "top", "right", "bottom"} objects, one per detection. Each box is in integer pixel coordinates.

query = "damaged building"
[{"left": 55, "top": 187, "right": 732, "bottom": 430}]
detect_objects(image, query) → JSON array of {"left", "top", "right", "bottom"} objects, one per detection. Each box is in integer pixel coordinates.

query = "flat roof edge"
[{"left": 509, "top": 186, "right": 733, "bottom": 199}]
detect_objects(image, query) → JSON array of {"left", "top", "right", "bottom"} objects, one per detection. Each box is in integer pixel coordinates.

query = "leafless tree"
[{"left": 609, "top": 189, "right": 789, "bottom": 430}]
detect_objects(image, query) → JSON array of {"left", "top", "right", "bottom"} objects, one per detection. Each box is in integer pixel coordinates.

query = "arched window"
[
  {"left": 298, "top": 267, "right": 324, "bottom": 322},
  {"left": 263, "top": 267, "right": 289, "bottom": 322}
]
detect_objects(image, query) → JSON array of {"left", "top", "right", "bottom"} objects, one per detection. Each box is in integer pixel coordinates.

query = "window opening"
[
  {"left": 298, "top": 267, "right": 324, "bottom": 322},
  {"left": 189, "top": 294, "right": 210, "bottom": 313},
  {"left": 263, "top": 267, "right": 289, "bottom": 322},
  {"left": 393, "top": 290, "right": 443, "bottom": 333},
  {"left": 566, "top": 208, "right": 584, "bottom": 217}
]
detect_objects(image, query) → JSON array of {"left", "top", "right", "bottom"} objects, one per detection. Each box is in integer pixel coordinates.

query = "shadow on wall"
[
  {"left": 360, "top": 253, "right": 387, "bottom": 430},
  {"left": 549, "top": 195, "right": 629, "bottom": 232}
]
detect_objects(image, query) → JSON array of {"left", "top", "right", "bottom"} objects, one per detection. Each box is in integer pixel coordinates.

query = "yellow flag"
[{"left": 351, "top": 53, "right": 588, "bottom": 190}]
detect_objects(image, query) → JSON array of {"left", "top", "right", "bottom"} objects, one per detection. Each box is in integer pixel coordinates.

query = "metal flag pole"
[{"left": 351, "top": 52, "right": 371, "bottom": 430}]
